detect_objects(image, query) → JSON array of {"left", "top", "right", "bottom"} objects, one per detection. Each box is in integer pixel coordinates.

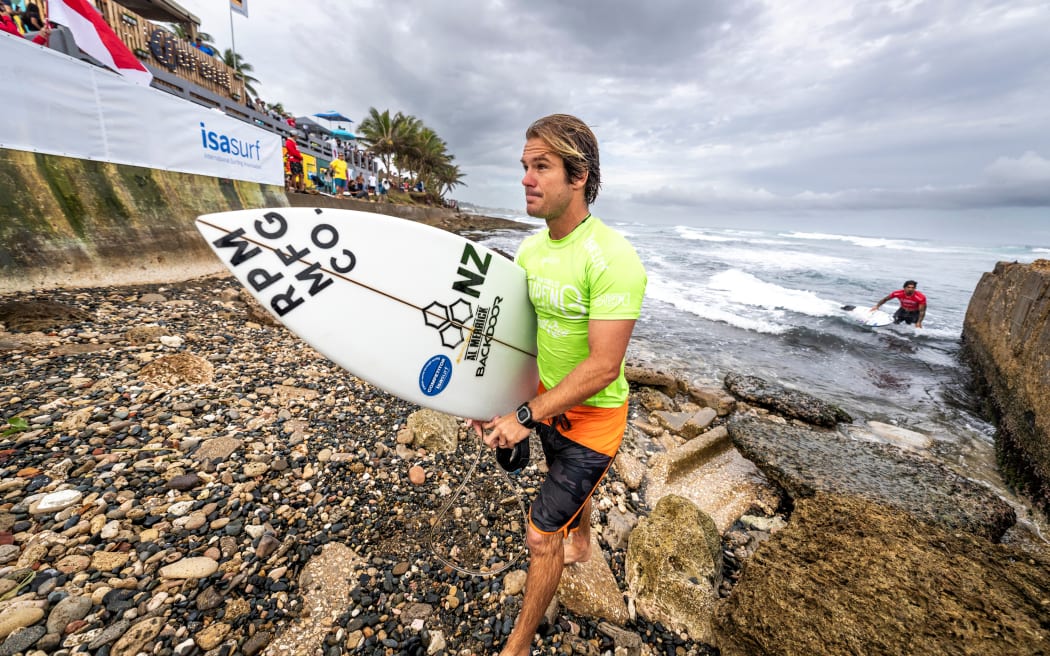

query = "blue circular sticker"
[{"left": 419, "top": 355, "right": 453, "bottom": 397}]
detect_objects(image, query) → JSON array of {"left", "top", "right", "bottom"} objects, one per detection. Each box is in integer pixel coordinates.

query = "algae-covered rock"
[
  {"left": 0, "top": 300, "right": 92, "bottom": 332},
  {"left": 962, "top": 259, "right": 1050, "bottom": 513},
  {"left": 724, "top": 372, "right": 852, "bottom": 426},
  {"left": 625, "top": 495, "right": 721, "bottom": 642},
  {"left": 713, "top": 493, "right": 1050, "bottom": 656},
  {"left": 406, "top": 409, "right": 460, "bottom": 454},
  {"left": 727, "top": 414, "right": 1015, "bottom": 541}
]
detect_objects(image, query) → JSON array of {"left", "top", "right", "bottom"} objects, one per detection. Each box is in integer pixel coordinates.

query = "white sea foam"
[
  {"left": 1034, "top": 248, "right": 1050, "bottom": 254},
  {"left": 675, "top": 226, "right": 792, "bottom": 247},
  {"left": 645, "top": 272, "right": 788, "bottom": 334},
  {"left": 783, "top": 231, "right": 957, "bottom": 254},
  {"left": 705, "top": 247, "right": 848, "bottom": 271},
  {"left": 707, "top": 270, "right": 842, "bottom": 316},
  {"left": 676, "top": 226, "right": 736, "bottom": 242}
]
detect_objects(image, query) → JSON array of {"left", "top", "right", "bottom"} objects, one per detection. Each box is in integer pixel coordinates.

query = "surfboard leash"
[{"left": 425, "top": 438, "right": 527, "bottom": 577}]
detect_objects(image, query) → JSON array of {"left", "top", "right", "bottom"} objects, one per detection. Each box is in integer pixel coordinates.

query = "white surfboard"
[
  {"left": 842, "top": 305, "right": 894, "bottom": 327},
  {"left": 195, "top": 207, "right": 539, "bottom": 419}
]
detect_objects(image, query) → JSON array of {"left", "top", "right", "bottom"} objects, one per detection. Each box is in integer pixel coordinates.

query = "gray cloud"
[{"left": 179, "top": 0, "right": 1050, "bottom": 214}]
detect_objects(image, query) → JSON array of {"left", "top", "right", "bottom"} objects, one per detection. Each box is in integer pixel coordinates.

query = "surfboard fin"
[{"left": 496, "top": 439, "right": 530, "bottom": 474}]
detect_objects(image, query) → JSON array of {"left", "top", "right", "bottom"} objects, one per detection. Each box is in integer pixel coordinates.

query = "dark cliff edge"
[
  {"left": 961, "top": 259, "right": 1050, "bottom": 514},
  {"left": 0, "top": 148, "right": 530, "bottom": 294}
]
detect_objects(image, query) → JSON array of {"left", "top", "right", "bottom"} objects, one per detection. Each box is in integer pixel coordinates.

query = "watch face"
[{"left": 517, "top": 405, "right": 531, "bottom": 424}]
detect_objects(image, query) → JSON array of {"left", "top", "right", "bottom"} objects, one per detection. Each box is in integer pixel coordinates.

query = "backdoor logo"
[{"left": 422, "top": 299, "right": 474, "bottom": 349}]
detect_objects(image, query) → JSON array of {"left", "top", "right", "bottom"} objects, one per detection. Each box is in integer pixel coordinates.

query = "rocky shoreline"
[{"left": 0, "top": 214, "right": 1048, "bottom": 655}]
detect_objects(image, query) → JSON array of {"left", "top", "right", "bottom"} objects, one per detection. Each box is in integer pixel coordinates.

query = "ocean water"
[{"left": 468, "top": 208, "right": 1049, "bottom": 530}]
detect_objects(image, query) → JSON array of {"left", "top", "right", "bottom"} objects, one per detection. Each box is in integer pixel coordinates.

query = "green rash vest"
[{"left": 515, "top": 216, "right": 647, "bottom": 408}]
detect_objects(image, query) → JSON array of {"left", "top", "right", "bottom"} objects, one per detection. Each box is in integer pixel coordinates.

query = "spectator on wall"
[
  {"left": 352, "top": 173, "right": 369, "bottom": 200},
  {"left": 21, "top": 2, "right": 42, "bottom": 31},
  {"left": 329, "top": 153, "right": 348, "bottom": 197},
  {"left": 2, "top": 3, "right": 48, "bottom": 43},
  {"left": 192, "top": 36, "right": 215, "bottom": 56},
  {"left": 1, "top": 4, "right": 24, "bottom": 35},
  {"left": 284, "top": 136, "right": 305, "bottom": 193}
]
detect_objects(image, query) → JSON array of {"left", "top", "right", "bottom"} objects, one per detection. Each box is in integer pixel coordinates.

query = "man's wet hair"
[
  {"left": 526, "top": 114, "right": 601, "bottom": 205},
  {"left": 904, "top": 280, "right": 917, "bottom": 287}
]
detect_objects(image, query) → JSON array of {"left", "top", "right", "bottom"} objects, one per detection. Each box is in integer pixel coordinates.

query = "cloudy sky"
[{"left": 175, "top": 0, "right": 1049, "bottom": 241}]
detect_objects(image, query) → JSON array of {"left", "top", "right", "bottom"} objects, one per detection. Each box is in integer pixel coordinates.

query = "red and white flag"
[{"left": 46, "top": 0, "right": 153, "bottom": 86}]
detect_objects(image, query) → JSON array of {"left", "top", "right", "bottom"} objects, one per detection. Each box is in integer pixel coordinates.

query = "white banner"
[{"left": 0, "top": 36, "right": 282, "bottom": 186}]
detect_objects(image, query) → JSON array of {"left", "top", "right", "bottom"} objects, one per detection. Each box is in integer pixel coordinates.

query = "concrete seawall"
[
  {"left": 962, "top": 259, "right": 1050, "bottom": 512},
  {"left": 0, "top": 149, "right": 528, "bottom": 293},
  {"left": 0, "top": 148, "right": 288, "bottom": 292}
]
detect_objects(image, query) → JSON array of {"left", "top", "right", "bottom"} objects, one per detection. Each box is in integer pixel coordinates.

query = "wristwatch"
[{"left": 515, "top": 402, "right": 538, "bottom": 430}]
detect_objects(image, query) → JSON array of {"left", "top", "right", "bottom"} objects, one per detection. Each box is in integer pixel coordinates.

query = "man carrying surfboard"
[
  {"left": 872, "top": 280, "right": 926, "bottom": 328},
  {"left": 471, "top": 114, "right": 647, "bottom": 656}
]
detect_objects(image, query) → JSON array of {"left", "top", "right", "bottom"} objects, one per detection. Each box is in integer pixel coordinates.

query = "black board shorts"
[
  {"left": 529, "top": 422, "right": 614, "bottom": 536},
  {"left": 893, "top": 308, "right": 920, "bottom": 324}
]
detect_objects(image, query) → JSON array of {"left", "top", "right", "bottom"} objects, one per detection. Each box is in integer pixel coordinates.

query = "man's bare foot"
[{"left": 562, "top": 534, "right": 591, "bottom": 565}]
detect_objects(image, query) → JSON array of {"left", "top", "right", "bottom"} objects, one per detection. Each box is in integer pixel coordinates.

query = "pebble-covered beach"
[{"left": 0, "top": 274, "right": 720, "bottom": 656}]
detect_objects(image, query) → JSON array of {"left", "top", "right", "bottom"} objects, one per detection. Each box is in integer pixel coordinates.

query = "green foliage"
[
  {"left": 357, "top": 109, "right": 465, "bottom": 199},
  {"left": 222, "top": 48, "right": 260, "bottom": 97},
  {"left": 2, "top": 416, "right": 28, "bottom": 437}
]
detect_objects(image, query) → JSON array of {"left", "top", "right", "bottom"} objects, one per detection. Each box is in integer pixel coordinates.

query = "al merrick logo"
[{"left": 199, "top": 122, "right": 262, "bottom": 160}]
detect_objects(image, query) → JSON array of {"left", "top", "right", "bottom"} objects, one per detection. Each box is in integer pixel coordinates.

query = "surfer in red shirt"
[{"left": 872, "top": 280, "right": 927, "bottom": 328}]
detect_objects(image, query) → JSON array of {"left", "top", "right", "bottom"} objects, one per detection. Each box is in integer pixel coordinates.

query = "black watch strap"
[{"left": 516, "top": 402, "right": 538, "bottom": 429}]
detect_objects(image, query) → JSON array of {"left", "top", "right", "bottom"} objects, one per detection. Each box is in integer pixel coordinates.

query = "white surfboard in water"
[
  {"left": 195, "top": 207, "right": 539, "bottom": 419},
  {"left": 843, "top": 305, "right": 895, "bottom": 327}
]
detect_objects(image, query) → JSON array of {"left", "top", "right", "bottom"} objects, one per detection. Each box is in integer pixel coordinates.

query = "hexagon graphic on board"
[
  {"left": 422, "top": 299, "right": 473, "bottom": 349},
  {"left": 439, "top": 322, "right": 465, "bottom": 348},
  {"left": 448, "top": 299, "right": 473, "bottom": 324},
  {"left": 423, "top": 301, "right": 451, "bottom": 329}
]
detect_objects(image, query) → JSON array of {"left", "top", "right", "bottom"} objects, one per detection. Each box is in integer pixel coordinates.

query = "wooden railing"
[{"left": 96, "top": 0, "right": 246, "bottom": 101}]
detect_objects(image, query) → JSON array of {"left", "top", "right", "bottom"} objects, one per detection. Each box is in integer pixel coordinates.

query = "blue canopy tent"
[
  {"left": 313, "top": 111, "right": 354, "bottom": 137},
  {"left": 313, "top": 111, "right": 354, "bottom": 123},
  {"left": 331, "top": 128, "right": 356, "bottom": 140}
]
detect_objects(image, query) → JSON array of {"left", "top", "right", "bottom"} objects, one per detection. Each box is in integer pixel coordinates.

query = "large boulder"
[
  {"left": 0, "top": 300, "right": 92, "bottom": 332},
  {"left": 724, "top": 372, "right": 852, "bottom": 426},
  {"left": 713, "top": 493, "right": 1050, "bottom": 656},
  {"left": 557, "top": 532, "right": 629, "bottom": 625},
  {"left": 625, "top": 495, "right": 721, "bottom": 642},
  {"left": 646, "top": 426, "right": 781, "bottom": 532},
  {"left": 405, "top": 409, "right": 460, "bottom": 454},
  {"left": 686, "top": 384, "right": 737, "bottom": 416},
  {"left": 727, "top": 414, "right": 1015, "bottom": 541},
  {"left": 624, "top": 362, "right": 679, "bottom": 396},
  {"left": 138, "top": 353, "right": 214, "bottom": 387},
  {"left": 962, "top": 259, "right": 1050, "bottom": 512}
]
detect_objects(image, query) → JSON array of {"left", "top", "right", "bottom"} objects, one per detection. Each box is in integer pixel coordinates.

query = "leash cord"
[{"left": 426, "top": 440, "right": 527, "bottom": 577}]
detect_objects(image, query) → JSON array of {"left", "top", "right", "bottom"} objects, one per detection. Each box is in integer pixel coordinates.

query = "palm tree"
[
  {"left": 357, "top": 110, "right": 461, "bottom": 197},
  {"left": 434, "top": 161, "right": 466, "bottom": 197},
  {"left": 359, "top": 110, "right": 453, "bottom": 185},
  {"left": 222, "top": 48, "right": 260, "bottom": 98},
  {"left": 356, "top": 108, "right": 400, "bottom": 175},
  {"left": 412, "top": 128, "right": 449, "bottom": 189}
]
